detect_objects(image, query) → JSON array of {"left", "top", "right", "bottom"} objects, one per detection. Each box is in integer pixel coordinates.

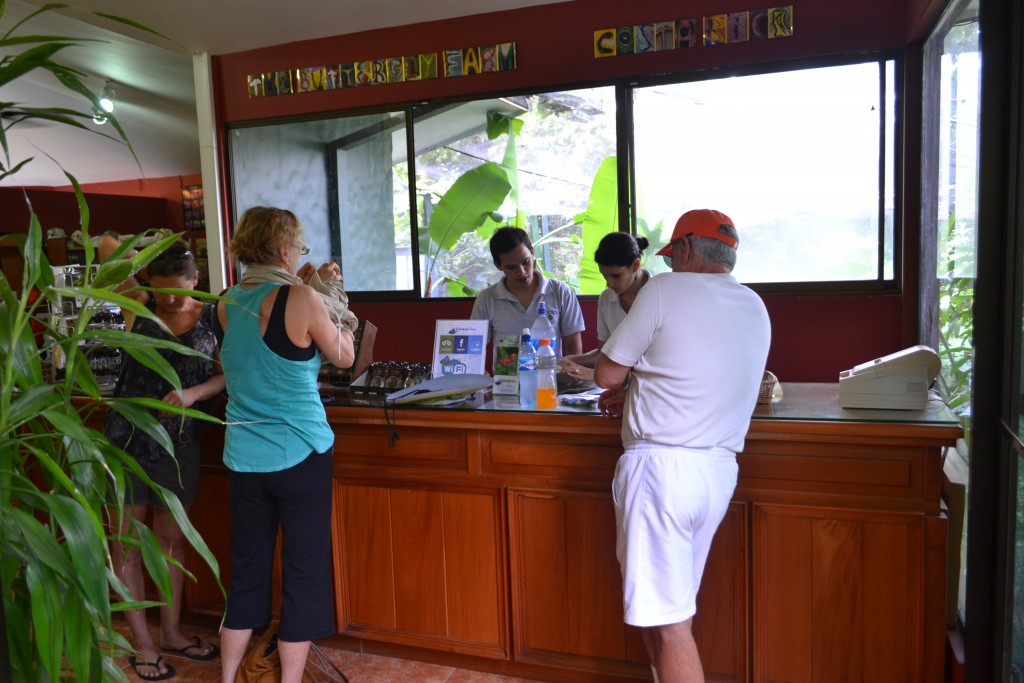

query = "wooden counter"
[{"left": 184, "top": 383, "right": 960, "bottom": 682}]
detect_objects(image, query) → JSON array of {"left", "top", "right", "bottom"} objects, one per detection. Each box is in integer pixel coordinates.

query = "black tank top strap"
[
  {"left": 263, "top": 285, "right": 316, "bottom": 361},
  {"left": 212, "top": 287, "right": 228, "bottom": 345}
]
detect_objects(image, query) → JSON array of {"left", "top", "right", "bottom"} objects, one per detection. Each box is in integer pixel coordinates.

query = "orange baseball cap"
[{"left": 655, "top": 209, "right": 739, "bottom": 256}]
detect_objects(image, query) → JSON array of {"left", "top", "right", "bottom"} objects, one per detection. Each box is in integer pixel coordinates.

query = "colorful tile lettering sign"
[
  {"left": 593, "top": 5, "right": 793, "bottom": 58},
  {"left": 245, "top": 3, "right": 794, "bottom": 100},
  {"left": 247, "top": 42, "right": 517, "bottom": 98}
]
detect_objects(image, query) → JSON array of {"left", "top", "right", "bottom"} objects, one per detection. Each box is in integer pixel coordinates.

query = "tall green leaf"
[
  {"left": 577, "top": 156, "right": 619, "bottom": 295},
  {"left": 425, "top": 162, "right": 511, "bottom": 291},
  {"left": 487, "top": 111, "right": 523, "bottom": 208},
  {"left": 428, "top": 162, "right": 512, "bottom": 249}
]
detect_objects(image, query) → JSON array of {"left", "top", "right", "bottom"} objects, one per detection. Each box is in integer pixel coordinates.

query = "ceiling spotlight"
[{"left": 98, "top": 80, "right": 116, "bottom": 114}]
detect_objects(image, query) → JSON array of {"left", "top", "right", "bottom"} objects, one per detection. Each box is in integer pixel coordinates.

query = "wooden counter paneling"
[
  {"left": 333, "top": 481, "right": 507, "bottom": 659},
  {"left": 103, "top": 384, "right": 959, "bottom": 682}
]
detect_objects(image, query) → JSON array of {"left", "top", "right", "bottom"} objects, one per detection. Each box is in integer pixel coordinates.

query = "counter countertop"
[{"left": 322, "top": 382, "right": 961, "bottom": 428}]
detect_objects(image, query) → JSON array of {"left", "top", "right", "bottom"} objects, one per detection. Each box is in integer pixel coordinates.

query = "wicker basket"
[{"left": 757, "top": 370, "right": 778, "bottom": 404}]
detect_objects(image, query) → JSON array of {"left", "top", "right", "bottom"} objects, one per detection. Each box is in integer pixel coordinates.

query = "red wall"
[
  {"left": 0, "top": 187, "right": 173, "bottom": 236},
  {"left": 1, "top": 174, "right": 202, "bottom": 236},
  {"left": 216, "top": 1, "right": 907, "bottom": 124},
  {"left": 210, "top": 0, "right": 936, "bottom": 383},
  {"left": 355, "top": 294, "right": 904, "bottom": 383}
]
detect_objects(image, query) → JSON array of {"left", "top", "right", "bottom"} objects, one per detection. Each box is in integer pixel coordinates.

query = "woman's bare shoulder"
[{"left": 287, "top": 282, "right": 328, "bottom": 310}]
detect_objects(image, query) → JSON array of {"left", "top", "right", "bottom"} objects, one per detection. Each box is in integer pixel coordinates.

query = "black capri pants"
[{"left": 223, "top": 448, "right": 335, "bottom": 642}]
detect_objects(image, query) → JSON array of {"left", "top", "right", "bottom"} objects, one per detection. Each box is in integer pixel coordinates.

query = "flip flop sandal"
[
  {"left": 128, "top": 654, "right": 176, "bottom": 681},
  {"left": 163, "top": 635, "right": 219, "bottom": 661}
]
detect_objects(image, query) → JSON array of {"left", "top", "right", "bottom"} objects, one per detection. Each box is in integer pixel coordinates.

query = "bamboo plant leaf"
[
  {"left": 1, "top": 294, "right": 46, "bottom": 391},
  {"left": 41, "top": 406, "right": 101, "bottom": 451},
  {"left": 7, "top": 384, "right": 60, "bottom": 428},
  {"left": 26, "top": 562, "right": 63, "bottom": 682},
  {"left": 53, "top": 344, "right": 101, "bottom": 397},
  {"left": 63, "top": 595, "right": 99, "bottom": 683},
  {"left": 25, "top": 208, "right": 53, "bottom": 289},
  {"left": 81, "top": 326, "right": 211, "bottom": 360},
  {"left": 43, "top": 494, "right": 111, "bottom": 615},
  {"left": 120, "top": 346, "right": 182, "bottom": 393},
  {"left": 102, "top": 399, "right": 176, "bottom": 456},
  {"left": 0, "top": 40, "right": 77, "bottom": 85},
  {"left": 133, "top": 519, "right": 173, "bottom": 607},
  {"left": 67, "top": 172, "right": 93, "bottom": 261},
  {"left": 2, "top": 3, "right": 76, "bottom": 39},
  {"left": 0, "top": 4, "right": 223, "bottom": 678},
  {"left": 2, "top": 588, "right": 33, "bottom": 681},
  {"left": 3, "top": 504, "right": 75, "bottom": 583},
  {"left": 159, "top": 490, "right": 222, "bottom": 594},
  {"left": 108, "top": 395, "right": 220, "bottom": 424}
]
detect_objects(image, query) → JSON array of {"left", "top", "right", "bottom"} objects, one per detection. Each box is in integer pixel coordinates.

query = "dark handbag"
[{"left": 236, "top": 623, "right": 348, "bottom": 682}]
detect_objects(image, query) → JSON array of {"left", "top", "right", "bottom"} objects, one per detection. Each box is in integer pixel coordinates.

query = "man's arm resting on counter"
[
  {"left": 594, "top": 352, "right": 630, "bottom": 389},
  {"left": 594, "top": 352, "right": 630, "bottom": 419}
]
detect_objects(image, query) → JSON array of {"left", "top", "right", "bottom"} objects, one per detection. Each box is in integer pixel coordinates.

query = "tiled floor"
[{"left": 113, "top": 616, "right": 539, "bottom": 682}]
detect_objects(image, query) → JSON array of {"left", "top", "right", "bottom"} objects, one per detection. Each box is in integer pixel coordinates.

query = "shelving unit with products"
[
  {"left": 49, "top": 264, "right": 125, "bottom": 393},
  {"left": 46, "top": 232, "right": 212, "bottom": 293}
]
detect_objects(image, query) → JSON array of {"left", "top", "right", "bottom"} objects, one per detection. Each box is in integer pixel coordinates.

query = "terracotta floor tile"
[
  {"left": 446, "top": 669, "right": 541, "bottom": 683},
  {"left": 337, "top": 652, "right": 455, "bottom": 682},
  {"left": 111, "top": 614, "right": 543, "bottom": 683},
  {"left": 306, "top": 642, "right": 359, "bottom": 681}
]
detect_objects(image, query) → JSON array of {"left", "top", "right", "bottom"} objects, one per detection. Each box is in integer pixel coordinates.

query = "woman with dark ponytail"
[{"left": 559, "top": 232, "right": 650, "bottom": 381}]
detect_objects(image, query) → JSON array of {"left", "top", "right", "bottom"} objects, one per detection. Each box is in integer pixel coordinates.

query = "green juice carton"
[{"left": 492, "top": 334, "right": 520, "bottom": 395}]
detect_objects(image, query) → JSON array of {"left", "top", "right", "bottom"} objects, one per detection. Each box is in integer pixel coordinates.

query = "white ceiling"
[{"left": 2, "top": 0, "right": 566, "bottom": 187}]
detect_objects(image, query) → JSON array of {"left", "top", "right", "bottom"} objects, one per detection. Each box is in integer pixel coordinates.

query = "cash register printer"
[{"left": 838, "top": 345, "right": 941, "bottom": 410}]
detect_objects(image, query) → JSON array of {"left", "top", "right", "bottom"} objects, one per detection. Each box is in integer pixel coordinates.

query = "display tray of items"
[
  {"left": 48, "top": 264, "right": 125, "bottom": 394},
  {"left": 350, "top": 361, "right": 433, "bottom": 394},
  {"left": 314, "top": 319, "right": 435, "bottom": 395}
]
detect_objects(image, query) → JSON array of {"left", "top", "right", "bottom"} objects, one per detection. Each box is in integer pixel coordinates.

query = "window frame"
[
  {"left": 225, "top": 51, "right": 902, "bottom": 302},
  {"left": 623, "top": 51, "right": 901, "bottom": 297}
]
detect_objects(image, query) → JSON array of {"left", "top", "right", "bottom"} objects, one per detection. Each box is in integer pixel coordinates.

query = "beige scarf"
[{"left": 240, "top": 263, "right": 359, "bottom": 333}]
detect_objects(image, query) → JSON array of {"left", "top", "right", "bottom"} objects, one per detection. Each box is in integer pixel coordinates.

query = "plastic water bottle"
[
  {"left": 518, "top": 329, "right": 537, "bottom": 409},
  {"left": 531, "top": 301, "right": 557, "bottom": 357},
  {"left": 535, "top": 338, "right": 557, "bottom": 409}
]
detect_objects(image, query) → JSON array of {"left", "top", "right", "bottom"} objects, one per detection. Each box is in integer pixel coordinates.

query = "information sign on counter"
[{"left": 432, "top": 319, "right": 489, "bottom": 378}]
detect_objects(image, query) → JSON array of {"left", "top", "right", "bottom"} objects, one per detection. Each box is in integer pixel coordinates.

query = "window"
[
  {"left": 228, "top": 58, "right": 895, "bottom": 298},
  {"left": 412, "top": 89, "right": 616, "bottom": 297},
  {"left": 632, "top": 59, "right": 896, "bottom": 285}
]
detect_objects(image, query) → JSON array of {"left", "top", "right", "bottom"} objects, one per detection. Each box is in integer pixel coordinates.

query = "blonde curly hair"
[{"left": 229, "top": 206, "right": 303, "bottom": 266}]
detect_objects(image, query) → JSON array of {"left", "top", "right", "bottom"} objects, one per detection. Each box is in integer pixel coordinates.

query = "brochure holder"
[{"left": 431, "top": 319, "right": 489, "bottom": 378}]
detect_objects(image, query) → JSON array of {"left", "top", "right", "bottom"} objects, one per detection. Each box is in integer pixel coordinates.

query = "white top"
[
  {"left": 471, "top": 271, "right": 585, "bottom": 355},
  {"left": 597, "top": 287, "right": 626, "bottom": 342},
  {"left": 596, "top": 270, "right": 651, "bottom": 342},
  {"left": 601, "top": 272, "right": 771, "bottom": 453}
]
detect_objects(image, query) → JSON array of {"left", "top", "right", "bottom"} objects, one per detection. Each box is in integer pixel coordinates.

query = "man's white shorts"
[{"left": 612, "top": 442, "right": 738, "bottom": 627}]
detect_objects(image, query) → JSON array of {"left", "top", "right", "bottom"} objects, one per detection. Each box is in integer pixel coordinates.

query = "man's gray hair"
[{"left": 689, "top": 236, "right": 737, "bottom": 271}]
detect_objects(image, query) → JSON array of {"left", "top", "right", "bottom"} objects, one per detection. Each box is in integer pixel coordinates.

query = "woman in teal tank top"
[{"left": 215, "top": 207, "right": 355, "bottom": 683}]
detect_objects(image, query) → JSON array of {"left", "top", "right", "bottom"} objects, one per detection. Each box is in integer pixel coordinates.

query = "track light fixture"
[
  {"left": 92, "top": 79, "right": 116, "bottom": 125},
  {"left": 99, "top": 80, "right": 115, "bottom": 113}
]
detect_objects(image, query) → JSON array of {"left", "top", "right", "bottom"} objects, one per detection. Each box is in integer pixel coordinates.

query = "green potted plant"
[{"left": 0, "top": 3, "right": 221, "bottom": 680}]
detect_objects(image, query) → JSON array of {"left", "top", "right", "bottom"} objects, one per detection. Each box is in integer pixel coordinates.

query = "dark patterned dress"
[{"left": 104, "top": 301, "right": 217, "bottom": 462}]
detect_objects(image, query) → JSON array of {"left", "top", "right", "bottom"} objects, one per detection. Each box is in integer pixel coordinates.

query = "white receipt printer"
[{"left": 838, "top": 345, "right": 941, "bottom": 410}]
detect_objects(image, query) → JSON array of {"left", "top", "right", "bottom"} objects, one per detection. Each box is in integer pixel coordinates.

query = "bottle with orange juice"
[{"left": 535, "top": 338, "right": 558, "bottom": 409}]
